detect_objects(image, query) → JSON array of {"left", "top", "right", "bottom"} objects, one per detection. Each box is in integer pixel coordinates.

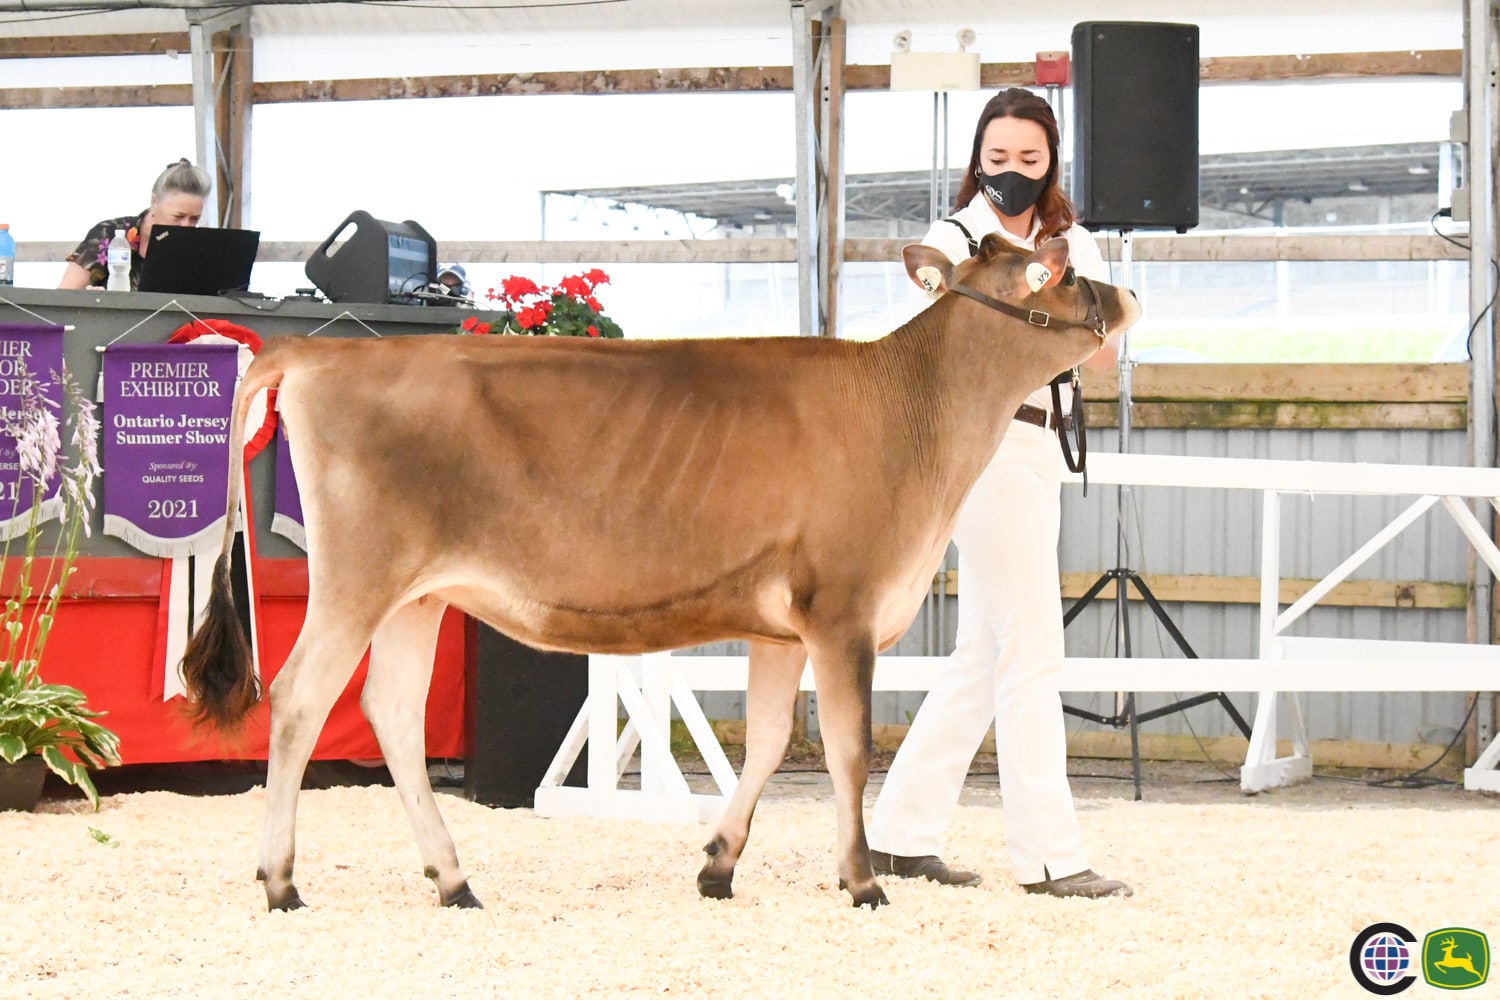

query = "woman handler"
[{"left": 868, "top": 88, "right": 1132, "bottom": 900}]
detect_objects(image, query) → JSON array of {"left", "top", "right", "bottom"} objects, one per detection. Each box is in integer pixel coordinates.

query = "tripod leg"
[
  {"left": 1128, "top": 572, "right": 1197, "bottom": 658},
  {"left": 1125, "top": 692, "right": 1142, "bottom": 801},
  {"left": 1130, "top": 572, "right": 1254, "bottom": 738},
  {"left": 1062, "top": 570, "right": 1114, "bottom": 627}
]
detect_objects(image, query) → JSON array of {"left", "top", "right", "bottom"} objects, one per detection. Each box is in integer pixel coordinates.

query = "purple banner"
[
  {"left": 101, "top": 343, "right": 238, "bottom": 558},
  {"left": 0, "top": 324, "right": 66, "bottom": 541},
  {"left": 270, "top": 423, "right": 305, "bottom": 550}
]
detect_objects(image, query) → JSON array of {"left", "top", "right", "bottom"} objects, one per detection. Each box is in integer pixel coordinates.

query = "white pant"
[{"left": 868, "top": 418, "right": 1089, "bottom": 884}]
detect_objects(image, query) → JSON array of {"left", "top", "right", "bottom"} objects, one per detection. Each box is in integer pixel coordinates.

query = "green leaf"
[
  {"left": 87, "top": 826, "right": 117, "bottom": 847},
  {"left": 0, "top": 732, "right": 25, "bottom": 762}
]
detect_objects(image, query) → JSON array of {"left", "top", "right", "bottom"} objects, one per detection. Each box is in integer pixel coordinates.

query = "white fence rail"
[{"left": 535, "top": 454, "right": 1500, "bottom": 823}]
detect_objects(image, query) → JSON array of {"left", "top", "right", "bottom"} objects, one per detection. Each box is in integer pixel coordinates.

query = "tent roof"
[
  {"left": 549, "top": 142, "right": 1446, "bottom": 230},
  {"left": 0, "top": 1, "right": 1463, "bottom": 81}
]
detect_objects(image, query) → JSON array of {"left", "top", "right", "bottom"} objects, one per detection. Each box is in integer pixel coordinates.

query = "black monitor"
[
  {"left": 136, "top": 225, "right": 261, "bottom": 296},
  {"left": 304, "top": 211, "right": 437, "bottom": 306}
]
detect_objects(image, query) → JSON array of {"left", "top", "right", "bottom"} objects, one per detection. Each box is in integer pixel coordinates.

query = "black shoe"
[
  {"left": 869, "top": 850, "right": 982, "bottom": 887},
  {"left": 1022, "top": 868, "right": 1132, "bottom": 899}
]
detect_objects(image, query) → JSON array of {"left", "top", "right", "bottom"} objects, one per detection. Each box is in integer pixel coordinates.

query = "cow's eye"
[{"left": 1062, "top": 267, "right": 1077, "bottom": 286}]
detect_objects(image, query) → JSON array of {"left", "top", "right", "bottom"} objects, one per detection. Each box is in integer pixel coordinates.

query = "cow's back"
[{"left": 270, "top": 334, "right": 938, "bottom": 649}]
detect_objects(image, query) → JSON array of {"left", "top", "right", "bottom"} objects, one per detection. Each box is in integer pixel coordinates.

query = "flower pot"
[{"left": 0, "top": 755, "right": 47, "bottom": 812}]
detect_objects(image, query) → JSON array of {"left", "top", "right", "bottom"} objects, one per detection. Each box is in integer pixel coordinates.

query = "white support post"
[
  {"left": 532, "top": 654, "right": 736, "bottom": 824},
  {"left": 638, "top": 653, "right": 674, "bottom": 796},
  {"left": 1272, "top": 495, "right": 1439, "bottom": 634},
  {"left": 1244, "top": 488, "right": 1312, "bottom": 792}
]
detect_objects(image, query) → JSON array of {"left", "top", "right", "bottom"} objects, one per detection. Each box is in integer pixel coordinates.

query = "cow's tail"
[{"left": 180, "top": 343, "right": 289, "bottom": 733}]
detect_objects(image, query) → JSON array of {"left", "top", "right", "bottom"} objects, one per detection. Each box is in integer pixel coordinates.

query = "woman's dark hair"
[{"left": 953, "top": 87, "right": 1077, "bottom": 245}]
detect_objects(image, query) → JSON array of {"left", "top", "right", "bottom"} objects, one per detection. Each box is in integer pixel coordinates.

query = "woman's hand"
[{"left": 1083, "top": 331, "right": 1121, "bottom": 371}]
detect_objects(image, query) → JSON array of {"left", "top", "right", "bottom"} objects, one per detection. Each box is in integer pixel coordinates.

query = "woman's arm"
[{"left": 57, "top": 261, "right": 94, "bottom": 290}]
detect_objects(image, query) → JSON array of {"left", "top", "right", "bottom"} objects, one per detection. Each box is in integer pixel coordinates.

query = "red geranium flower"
[{"left": 450, "top": 270, "right": 624, "bottom": 339}]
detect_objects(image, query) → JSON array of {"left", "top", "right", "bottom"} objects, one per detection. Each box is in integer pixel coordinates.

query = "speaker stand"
[{"left": 1061, "top": 228, "right": 1251, "bottom": 800}]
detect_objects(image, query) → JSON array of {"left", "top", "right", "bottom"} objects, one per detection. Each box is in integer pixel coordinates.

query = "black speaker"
[
  {"left": 304, "top": 210, "right": 437, "bottom": 305},
  {"left": 464, "top": 623, "right": 588, "bottom": 808},
  {"left": 1071, "top": 21, "right": 1199, "bottom": 233}
]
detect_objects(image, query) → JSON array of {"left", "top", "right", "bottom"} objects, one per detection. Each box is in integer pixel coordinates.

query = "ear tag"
[
  {"left": 1025, "top": 262, "right": 1052, "bottom": 293},
  {"left": 915, "top": 266, "right": 943, "bottom": 292}
]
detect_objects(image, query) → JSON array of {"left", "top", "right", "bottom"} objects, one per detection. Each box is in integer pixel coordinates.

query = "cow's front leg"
[
  {"left": 698, "top": 640, "right": 806, "bottom": 899},
  {"left": 806, "top": 629, "right": 886, "bottom": 909},
  {"left": 365, "top": 597, "right": 481, "bottom": 909}
]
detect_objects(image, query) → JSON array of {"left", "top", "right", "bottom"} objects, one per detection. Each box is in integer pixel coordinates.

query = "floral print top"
[{"left": 66, "top": 213, "right": 146, "bottom": 289}]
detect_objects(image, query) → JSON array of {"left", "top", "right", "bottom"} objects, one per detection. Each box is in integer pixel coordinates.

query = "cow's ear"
[
  {"left": 1023, "top": 239, "right": 1073, "bottom": 293},
  {"left": 903, "top": 243, "right": 953, "bottom": 294}
]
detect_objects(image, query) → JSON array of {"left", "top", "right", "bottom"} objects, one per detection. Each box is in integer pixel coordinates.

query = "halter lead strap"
[{"left": 944, "top": 273, "right": 1103, "bottom": 491}]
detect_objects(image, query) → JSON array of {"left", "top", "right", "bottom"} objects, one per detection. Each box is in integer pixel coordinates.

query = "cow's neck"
[{"left": 875, "top": 293, "right": 1083, "bottom": 499}]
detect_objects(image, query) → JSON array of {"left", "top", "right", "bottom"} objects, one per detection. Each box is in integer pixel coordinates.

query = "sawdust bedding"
[{"left": 4, "top": 781, "right": 1498, "bottom": 999}]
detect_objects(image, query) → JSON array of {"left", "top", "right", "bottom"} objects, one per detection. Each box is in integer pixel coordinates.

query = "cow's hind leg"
[
  {"left": 363, "top": 597, "right": 479, "bottom": 908},
  {"left": 806, "top": 628, "right": 886, "bottom": 909},
  {"left": 259, "top": 607, "right": 377, "bottom": 911},
  {"left": 698, "top": 640, "right": 806, "bottom": 899}
]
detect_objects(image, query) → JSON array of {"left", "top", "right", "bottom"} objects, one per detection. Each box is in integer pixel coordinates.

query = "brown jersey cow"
[{"left": 181, "top": 234, "right": 1139, "bottom": 911}]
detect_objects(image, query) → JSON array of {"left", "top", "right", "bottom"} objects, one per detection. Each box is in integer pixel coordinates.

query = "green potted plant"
[{"left": 0, "top": 364, "right": 118, "bottom": 811}]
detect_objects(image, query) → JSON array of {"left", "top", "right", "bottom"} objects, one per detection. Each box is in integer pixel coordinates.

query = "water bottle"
[
  {"left": 0, "top": 224, "right": 14, "bottom": 286},
  {"left": 106, "top": 228, "right": 131, "bottom": 292}
]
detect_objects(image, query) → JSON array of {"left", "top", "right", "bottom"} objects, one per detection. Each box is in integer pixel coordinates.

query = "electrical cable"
[
  {"left": 1429, "top": 207, "right": 1499, "bottom": 360},
  {"left": 1363, "top": 695, "right": 1477, "bottom": 789}
]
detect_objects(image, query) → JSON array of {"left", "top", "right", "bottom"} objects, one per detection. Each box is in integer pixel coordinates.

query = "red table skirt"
[{"left": 33, "top": 557, "right": 466, "bottom": 765}]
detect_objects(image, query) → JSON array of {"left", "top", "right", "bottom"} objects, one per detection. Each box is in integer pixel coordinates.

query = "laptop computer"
[{"left": 136, "top": 225, "right": 261, "bottom": 296}]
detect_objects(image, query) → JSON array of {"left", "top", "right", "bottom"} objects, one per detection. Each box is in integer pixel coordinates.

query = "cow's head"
[{"left": 901, "top": 234, "right": 1140, "bottom": 360}]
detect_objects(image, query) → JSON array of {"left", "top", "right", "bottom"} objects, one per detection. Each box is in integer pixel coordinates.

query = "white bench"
[{"left": 533, "top": 453, "right": 1500, "bottom": 822}]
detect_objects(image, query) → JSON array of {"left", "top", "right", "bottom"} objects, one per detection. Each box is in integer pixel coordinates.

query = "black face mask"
[{"left": 978, "top": 168, "right": 1047, "bottom": 217}]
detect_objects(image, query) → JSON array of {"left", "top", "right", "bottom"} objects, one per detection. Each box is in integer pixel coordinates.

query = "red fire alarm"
[{"left": 1035, "top": 50, "right": 1070, "bottom": 86}]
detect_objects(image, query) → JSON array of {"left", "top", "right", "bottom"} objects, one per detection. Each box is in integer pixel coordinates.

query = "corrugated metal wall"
[{"left": 686, "top": 426, "right": 1477, "bottom": 749}]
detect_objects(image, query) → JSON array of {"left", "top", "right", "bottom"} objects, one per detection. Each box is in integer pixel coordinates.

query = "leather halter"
[{"left": 946, "top": 274, "right": 1108, "bottom": 345}]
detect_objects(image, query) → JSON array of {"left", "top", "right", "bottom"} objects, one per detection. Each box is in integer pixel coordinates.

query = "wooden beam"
[
  {"left": 706, "top": 719, "right": 1459, "bottom": 775},
  {"left": 0, "top": 33, "right": 189, "bottom": 59},
  {"left": 849, "top": 234, "right": 1468, "bottom": 262},
  {"left": 1083, "top": 400, "right": 1466, "bottom": 431},
  {"left": 1081, "top": 363, "right": 1471, "bottom": 403},
  {"left": 252, "top": 67, "right": 801, "bottom": 105},
  {"left": 930, "top": 567, "right": 1466, "bottom": 608},
  {"left": 18, "top": 235, "right": 1462, "bottom": 266},
  {"left": 0, "top": 50, "right": 1462, "bottom": 111},
  {"left": 1055, "top": 572, "right": 1469, "bottom": 610},
  {"left": 822, "top": 17, "right": 846, "bottom": 339},
  {"left": 1058, "top": 732, "right": 1459, "bottom": 777},
  {"left": 0, "top": 84, "right": 192, "bottom": 111},
  {"left": 1200, "top": 49, "right": 1461, "bottom": 82}
]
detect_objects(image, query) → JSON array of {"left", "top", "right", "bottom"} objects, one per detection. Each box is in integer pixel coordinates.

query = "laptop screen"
[{"left": 136, "top": 225, "right": 261, "bottom": 296}]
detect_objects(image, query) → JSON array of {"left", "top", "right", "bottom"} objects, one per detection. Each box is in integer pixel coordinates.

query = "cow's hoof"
[
  {"left": 267, "top": 887, "right": 306, "bottom": 912},
  {"left": 839, "top": 878, "right": 889, "bottom": 910},
  {"left": 443, "top": 884, "right": 484, "bottom": 909},
  {"left": 697, "top": 870, "right": 735, "bottom": 900}
]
